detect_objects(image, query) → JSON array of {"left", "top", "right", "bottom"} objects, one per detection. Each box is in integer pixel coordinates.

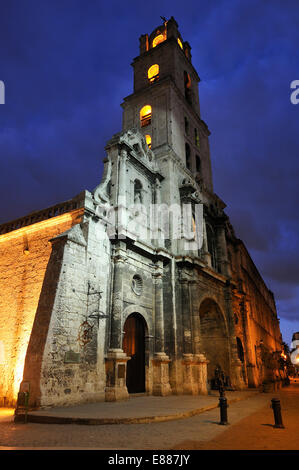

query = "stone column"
[
  {"left": 155, "top": 178, "right": 162, "bottom": 205},
  {"left": 154, "top": 263, "right": 164, "bottom": 355},
  {"left": 217, "top": 225, "right": 231, "bottom": 277},
  {"left": 180, "top": 276, "right": 197, "bottom": 394},
  {"left": 181, "top": 279, "right": 192, "bottom": 355},
  {"left": 189, "top": 281, "right": 209, "bottom": 395},
  {"left": 190, "top": 281, "right": 201, "bottom": 355},
  {"left": 152, "top": 178, "right": 162, "bottom": 246},
  {"left": 242, "top": 299, "right": 259, "bottom": 387},
  {"left": 202, "top": 219, "right": 212, "bottom": 266},
  {"left": 196, "top": 353, "right": 209, "bottom": 395},
  {"left": 118, "top": 148, "right": 127, "bottom": 202},
  {"left": 105, "top": 244, "right": 130, "bottom": 401},
  {"left": 110, "top": 248, "right": 126, "bottom": 350},
  {"left": 117, "top": 148, "right": 128, "bottom": 237},
  {"left": 152, "top": 262, "right": 171, "bottom": 396},
  {"left": 224, "top": 282, "right": 246, "bottom": 390}
]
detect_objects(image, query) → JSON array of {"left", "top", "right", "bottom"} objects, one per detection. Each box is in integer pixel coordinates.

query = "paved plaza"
[{"left": 0, "top": 384, "right": 298, "bottom": 450}]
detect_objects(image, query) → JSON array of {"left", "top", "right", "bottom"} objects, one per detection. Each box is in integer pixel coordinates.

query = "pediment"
[{"left": 119, "top": 128, "right": 158, "bottom": 172}]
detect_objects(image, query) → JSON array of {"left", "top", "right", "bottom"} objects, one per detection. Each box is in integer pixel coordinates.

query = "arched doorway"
[
  {"left": 199, "top": 298, "right": 231, "bottom": 386},
  {"left": 123, "top": 313, "right": 146, "bottom": 393}
]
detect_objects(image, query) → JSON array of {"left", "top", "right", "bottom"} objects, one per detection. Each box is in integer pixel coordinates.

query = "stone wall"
[
  {"left": 0, "top": 209, "right": 83, "bottom": 406},
  {"left": 228, "top": 239, "right": 283, "bottom": 386},
  {"left": 21, "top": 206, "right": 112, "bottom": 408}
]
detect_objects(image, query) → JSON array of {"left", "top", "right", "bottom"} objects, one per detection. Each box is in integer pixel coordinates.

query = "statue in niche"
[{"left": 134, "top": 179, "right": 143, "bottom": 204}]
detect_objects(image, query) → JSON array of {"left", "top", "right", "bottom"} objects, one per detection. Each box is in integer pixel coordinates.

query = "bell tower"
[{"left": 121, "top": 16, "right": 213, "bottom": 193}]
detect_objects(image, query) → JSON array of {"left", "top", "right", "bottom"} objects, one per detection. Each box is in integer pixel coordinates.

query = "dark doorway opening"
[{"left": 123, "top": 313, "right": 146, "bottom": 393}]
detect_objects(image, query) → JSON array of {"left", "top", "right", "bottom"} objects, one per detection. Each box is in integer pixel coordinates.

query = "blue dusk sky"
[{"left": 0, "top": 0, "right": 298, "bottom": 346}]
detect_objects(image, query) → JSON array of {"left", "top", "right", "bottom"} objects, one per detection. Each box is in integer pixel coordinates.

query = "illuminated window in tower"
[
  {"left": 140, "top": 105, "right": 152, "bottom": 127},
  {"left": 148, "top": 64, "right": 159, "bottom": 83},
  {"left": 177, "top": 37, "right": 183, "bottom": 49},
  {"left": 152, "top": 34, "right": 165, "bottom": 48},
  {"left": 145, "top": 134, "right": 152, "bottom": 149}
]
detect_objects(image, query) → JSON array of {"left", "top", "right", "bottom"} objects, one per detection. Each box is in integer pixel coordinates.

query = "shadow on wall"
[{"left": 20, "top": 238, "right": 66, "bottom": 409}]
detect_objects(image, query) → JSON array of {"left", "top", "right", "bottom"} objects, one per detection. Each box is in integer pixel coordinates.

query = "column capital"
[
  {"left": 113, "top": 254, "right": 127, "bottom": 264},
  {"left": 112, "top": 246, "right": 127, "bottom": 264}
]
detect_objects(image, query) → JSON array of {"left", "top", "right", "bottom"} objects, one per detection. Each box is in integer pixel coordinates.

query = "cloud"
[{"left": 0, "top": 0, "right": 298, "bottom": 341}]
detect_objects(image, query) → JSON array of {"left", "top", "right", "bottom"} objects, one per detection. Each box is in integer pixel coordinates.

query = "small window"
[
  {"left": 194, "top": 128, "right": 200, "bottom": 148},
  {"left": 184, "top": 117, "right": 189, "bottom": 135},
  {"left": 140, "top": 105, "right": 152, "bottom": 127},
  {"left": 145, "top": 134, "right": 151, "bottom": 149},
  {"left": 184, "top": 71, "right": 191, "bottom": 89},
  {"left": 177, "top": 37, "right": 183, "bottom": 49},
  {"left": 184, "top": 71, "right": 192, "bottom": 104},
  {"left": 185, "top": 143, "right": 191, "bottom": 170},
  {"left": 148, "top": 64, "right": 159, "bottom": 83},
  {"left": 152, "top": 34, "right": 165, "bottom": 48},
  {"left": 196, "top": 155, "right": 201, "bottom": 173}
]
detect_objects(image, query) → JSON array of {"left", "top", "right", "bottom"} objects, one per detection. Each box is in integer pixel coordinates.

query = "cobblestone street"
[{"left": 0, "top": 384, "right": 298, "bottom": 451}]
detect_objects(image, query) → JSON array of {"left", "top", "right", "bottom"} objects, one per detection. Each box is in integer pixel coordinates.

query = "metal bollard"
[
  {"left": 219, "top": 396, "right": 229, "bottom": 425},
  {"left": 271, "top": 398, "right": 285, "bottom": 429},
  {"left": 219, "top": 385, "right": 226, "bottom": 398}
]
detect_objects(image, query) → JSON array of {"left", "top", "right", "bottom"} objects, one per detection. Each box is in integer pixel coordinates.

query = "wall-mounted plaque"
[{"left": 64, "top": 350, "right": 80, "bottom": 364}]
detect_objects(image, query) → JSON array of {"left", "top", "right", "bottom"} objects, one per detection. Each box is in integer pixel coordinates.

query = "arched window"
[
  {"left": 148, "top": 64, "right": 159, "bottom": 83},
  {"left": 177, "top": 37, "right": 183, "bottom": 49},
  {"left": 152, "top": 34, "right": 165, "bottom": 48},
  {"left": 145, "top": 134, "right": 151, "bottom": 149},
  {"left": 184, "top": 71, "right": 192, "bottom": 104},
  {"left": 196, "top": 155, "right": 201, "bottom": 173},
  {"left": 194, "top": 128, "right": 200, "bottom": 148},
  {"left": 134, "top": 179, "right": 143, "bottom": 203},
  {"left": 185, "top": 143, "right": 191, "bottom": 170},
  {"left": 140, "top": 105, "right": 152, "bottom": 127},
  {"left": 206, "top": 224, "right": 218, "bottom": 270}
]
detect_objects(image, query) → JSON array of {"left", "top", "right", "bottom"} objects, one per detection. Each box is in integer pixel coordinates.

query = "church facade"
[{"left": 0, "top": 18, "right": 284, "bottom": 409}]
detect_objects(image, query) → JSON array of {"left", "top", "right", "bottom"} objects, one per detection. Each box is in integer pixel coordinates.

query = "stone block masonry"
[{"left": 0, "top": 208, "right": 83, "bottom": 406}]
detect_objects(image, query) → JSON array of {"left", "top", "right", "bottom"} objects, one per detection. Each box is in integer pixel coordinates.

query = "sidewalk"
[
  {"left": 16, "top": 389, "right": 257, "bottom": 425},
  {"left": 171, "top": 383, "right": 299, "bottom": 450},
  {"left": 0, "top": 388, "right": 296, "bottom": 449}
]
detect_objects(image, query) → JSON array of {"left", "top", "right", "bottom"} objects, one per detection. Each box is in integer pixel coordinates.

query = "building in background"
[
  {"left": 0, "top": 18, "right": 284, "bottom": 409},
  {"left": 290, "top": 332, "right": 299, "bottom": 376}
]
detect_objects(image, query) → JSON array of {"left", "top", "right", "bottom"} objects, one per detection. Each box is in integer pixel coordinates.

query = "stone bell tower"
[
  {"left": 102, "top": 17, "right": 244, "bottom": 400},
  {"left": 122, "top": 16, "right": 213, "bottom": 194}
]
